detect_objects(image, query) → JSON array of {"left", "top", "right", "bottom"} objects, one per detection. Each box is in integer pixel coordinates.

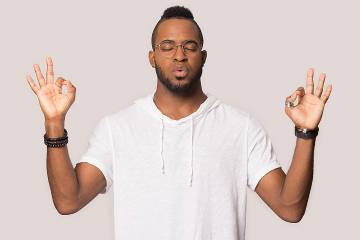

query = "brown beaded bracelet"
[
  {"left": 44, "top": 129, "right": 68, "bottom": 148},
  {"left": 44, "top": 129, "right": 68, "bottom": 140},
  {"left": 44, "top": 138, "right": 68, "bottom": 147}
]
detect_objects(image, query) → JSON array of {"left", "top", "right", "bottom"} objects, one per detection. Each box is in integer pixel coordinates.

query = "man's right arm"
[
  {"left": 46, "top": 120, "right": 106, "bottom": 215},
  {"left": 26, "top": 57, "right": 106, "bottom": 215}
]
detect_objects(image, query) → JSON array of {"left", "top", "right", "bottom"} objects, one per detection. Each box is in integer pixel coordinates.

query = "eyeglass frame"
[{"left": 154, "top": 39, "right": 203, "bottom": 57}]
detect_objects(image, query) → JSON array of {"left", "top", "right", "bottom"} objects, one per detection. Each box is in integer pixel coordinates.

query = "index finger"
[
  {"left": 46, "top": 56, "right": 54, "bottom": 84},
  {"left": 34, "top": 64, "right": 46, "bottom": 87},
  {"left": 26, "top": 75, "right": 40, "bottom": 95},
  {"left": 306, "top": 68, "right": 314, "bottom": 94}
]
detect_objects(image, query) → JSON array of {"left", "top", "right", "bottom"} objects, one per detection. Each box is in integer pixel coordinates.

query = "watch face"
[{"left": 295, "top": 126, "right": 306, "bottom": 133}]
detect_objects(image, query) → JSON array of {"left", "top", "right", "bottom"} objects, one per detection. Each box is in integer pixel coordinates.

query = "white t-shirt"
[{"left": 77, "top": 90, "right": 281, "bottom": 240}]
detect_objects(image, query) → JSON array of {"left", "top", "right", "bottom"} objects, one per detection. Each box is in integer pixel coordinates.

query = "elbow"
[
  {"left": 281, "top": 213, "right": 304, "bottom": 223},
  {"left": 278, "top": 205, "right": 306, "bottom": 223},
  {"left": 277, "top": 195, "right": 309, "bottom": 223},
  {"left": 57, "top": 207, "right": 79, "bottom": 215},
  {"left": 54, "top": 201, "right": 80, "bottom": 215}
]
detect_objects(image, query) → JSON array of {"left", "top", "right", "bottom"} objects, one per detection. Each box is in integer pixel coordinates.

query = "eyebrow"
[{"left": 159, "top": 39, "right": 199, "bottom": 45}]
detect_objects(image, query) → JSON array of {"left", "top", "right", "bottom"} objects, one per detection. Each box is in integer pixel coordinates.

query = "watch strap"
[{"left": 294, "top": 126, "right": 319, "bottom": 139}]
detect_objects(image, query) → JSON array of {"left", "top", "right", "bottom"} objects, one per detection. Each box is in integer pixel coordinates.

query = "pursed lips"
[{"left": 172, "top": 65, "right": 189, "bottom": 78}]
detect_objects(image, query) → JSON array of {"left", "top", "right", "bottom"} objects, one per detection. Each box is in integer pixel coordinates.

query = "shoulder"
[
  {"left": 106, "top": 104, "right": 137, "bottom": 121},
  {"left": 215, "top": 101, "right": 251, "bottom": 127},
  {"left": 215, "top": 100, "right": 268, "bottom": 134}
]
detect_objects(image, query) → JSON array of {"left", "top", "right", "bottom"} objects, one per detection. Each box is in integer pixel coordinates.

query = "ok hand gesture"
[
  {"left": 26, "top": 57, "right": 76, "bottom": 122},
  {"left": 285, "top": 68, "right": 333, "bottom": 130}
]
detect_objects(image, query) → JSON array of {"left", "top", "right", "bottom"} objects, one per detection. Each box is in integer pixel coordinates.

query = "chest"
[{"left": 112, "top": 121, "right": 247, "bottom": 188}]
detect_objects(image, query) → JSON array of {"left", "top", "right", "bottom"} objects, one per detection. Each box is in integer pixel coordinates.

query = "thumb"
[
  {"left": 63, "top": 80, "right": 76, "bottom": 104},
  {"left": 63, "top": 79, "right": 76, "bottom": 95},
  {"left": 55, "top": 77, "right": 66, "bottom": 94},
  {"left": 286, "top": 86, "right": 305, "bottom": 107}
]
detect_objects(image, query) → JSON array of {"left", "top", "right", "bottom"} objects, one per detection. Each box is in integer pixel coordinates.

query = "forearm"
[
  {"left": 280, "top": 137, "right": 316, "bottom": 212},
  {"left": 45, "top": 120, "right": 79, "bottom": 214}
]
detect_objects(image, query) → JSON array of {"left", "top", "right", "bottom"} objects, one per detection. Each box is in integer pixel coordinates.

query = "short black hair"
[{"left": 151, "top": 6, "right": 204, "bottom": 51}]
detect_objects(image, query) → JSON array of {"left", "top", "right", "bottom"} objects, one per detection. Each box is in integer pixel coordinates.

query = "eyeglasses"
[{"left": 155, "top": 40, "right": 201, "bottom": 58}]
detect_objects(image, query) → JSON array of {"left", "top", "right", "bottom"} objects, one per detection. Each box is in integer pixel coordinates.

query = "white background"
[{"left": 0, "top": 0, "right": 358, "bottom": 239}]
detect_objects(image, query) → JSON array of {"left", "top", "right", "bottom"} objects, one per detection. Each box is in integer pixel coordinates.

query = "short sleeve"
[
  {"left": 246, "top": 114, "right": 281, "bottom": 191},
  {"left": 76, "top": 116, "right": 113, "bottom": 194}
]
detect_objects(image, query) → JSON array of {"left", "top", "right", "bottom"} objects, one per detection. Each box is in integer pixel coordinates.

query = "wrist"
[
  {"left": 294, "top": 125, "right": 319, "bottom": 139},
  {"left": 45, "top": 120, "right": 65, "bottom": 138}
]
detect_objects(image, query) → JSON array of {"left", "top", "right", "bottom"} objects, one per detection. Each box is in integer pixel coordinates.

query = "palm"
[
  {"left": 285, "top": 68, "right": 332, "bottom": 130},
  {"left": 26, "top": 57, "right": 76, "bottom": 121},
  {"left": 37, "top": 84, "right": 72, "bottom": 119}
]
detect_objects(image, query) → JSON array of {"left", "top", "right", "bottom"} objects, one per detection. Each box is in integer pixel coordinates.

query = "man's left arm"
[
  {"left": 255, "top": 138, "right": 315, "bottom": 223},
  {"left": 255, "top": 68, "right": 332, "bottom": 223}
]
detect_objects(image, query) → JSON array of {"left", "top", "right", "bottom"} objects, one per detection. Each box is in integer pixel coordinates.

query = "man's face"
[{"left": 149, "top": 18, "right": 207, "bottom": 94}]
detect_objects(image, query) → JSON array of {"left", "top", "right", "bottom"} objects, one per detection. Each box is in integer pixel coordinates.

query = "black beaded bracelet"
[
  {"left": 44, "top": 138, "right": 68, "bottom": 147},
  {"left": 44, "top": 129, "right": 68, "bottom": 141},
  {"left": 44, "top": 128, "right": 68, "bottom": 148}
]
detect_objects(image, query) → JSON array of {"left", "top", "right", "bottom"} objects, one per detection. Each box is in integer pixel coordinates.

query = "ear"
[
  {"left": 148, "top": 50, "right": 155, "bottom": 68},
  {"left": 201, "top": 50, "right": 207, "bottom": 67}
]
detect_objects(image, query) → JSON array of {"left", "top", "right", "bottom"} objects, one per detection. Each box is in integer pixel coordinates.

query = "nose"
[{"left": 173, "top": 45, "right": 187, "bottom": 62}]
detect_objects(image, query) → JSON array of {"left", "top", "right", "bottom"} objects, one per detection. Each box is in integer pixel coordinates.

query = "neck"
[{"left": 153, "top": 81, "right": 207, "bottom": 120}]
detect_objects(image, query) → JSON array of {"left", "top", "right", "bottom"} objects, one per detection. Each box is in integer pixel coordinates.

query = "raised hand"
[
  {"left": 285, "top": 68, "right": 333, "bottom": 130},
  {"left": 26, "top": 57, "right": 76, "bottom": 121}
]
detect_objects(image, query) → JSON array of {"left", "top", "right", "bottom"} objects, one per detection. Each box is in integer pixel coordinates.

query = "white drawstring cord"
[
  {"left": 161, "top": 117, "right": 165, "bottom": 174},
  {"left": 189, "top": 116, "right": 194, "bottom": 187}
]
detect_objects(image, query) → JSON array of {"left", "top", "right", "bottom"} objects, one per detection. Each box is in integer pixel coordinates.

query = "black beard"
[{"left": 155, "top": 63, "right": 203, "bottom": 95}]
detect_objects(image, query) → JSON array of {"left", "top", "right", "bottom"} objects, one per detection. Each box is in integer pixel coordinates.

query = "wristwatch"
[{"left": 294, "top": 126, "right": 319, "bottom": 139}]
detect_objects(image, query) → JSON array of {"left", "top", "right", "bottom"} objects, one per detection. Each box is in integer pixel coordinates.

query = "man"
[{"left": 26, "top": 5, "right": 332, "bottom": 240}]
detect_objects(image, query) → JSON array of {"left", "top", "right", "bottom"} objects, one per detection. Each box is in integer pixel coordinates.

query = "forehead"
[{"left": 156, "top": 18, "right": 200, "bottom": 43}]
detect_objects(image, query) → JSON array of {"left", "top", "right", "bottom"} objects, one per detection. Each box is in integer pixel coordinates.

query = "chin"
[{"left": 173, "top": 76, "right": 188, "bottom": 81}]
